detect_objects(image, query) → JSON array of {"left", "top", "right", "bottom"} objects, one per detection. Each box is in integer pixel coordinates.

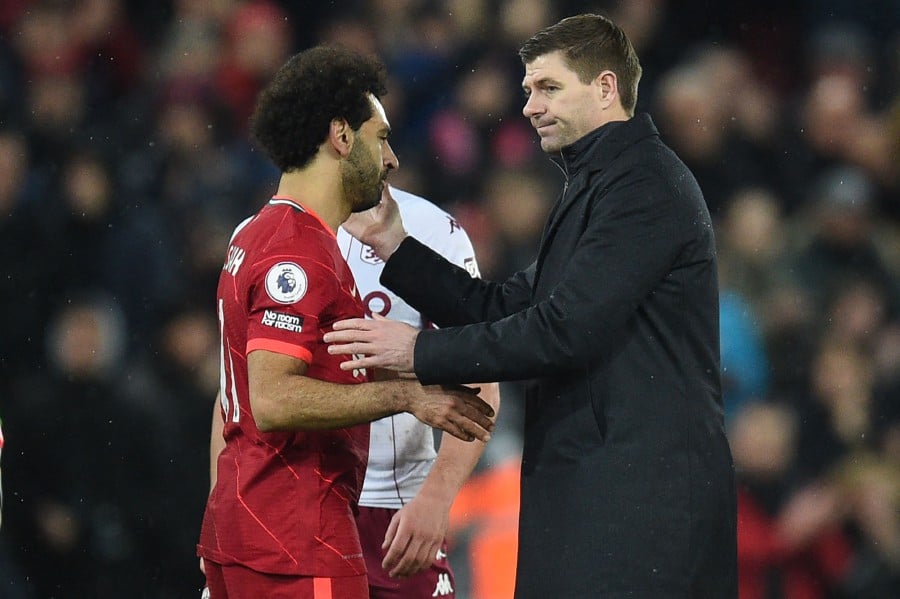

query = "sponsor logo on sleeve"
[
  {"left": 260, "top": 310, "right": 304, "bottom": 333},
  {"left": 265, "top": 262, "right": 308, "bottom": 304},
  {"left": 464, "top": 257, "right": 480, "bottom": 278}
]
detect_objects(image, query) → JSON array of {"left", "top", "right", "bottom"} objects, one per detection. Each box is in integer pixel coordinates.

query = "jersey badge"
[
  {"left": 360, "top": 244, "right": 383, "bottom": 265},
  {"left": 265, "top": 262, "right": 308, "bottom": 304}
]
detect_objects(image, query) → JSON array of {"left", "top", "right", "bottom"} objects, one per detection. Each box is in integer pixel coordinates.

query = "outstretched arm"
[{"left": 248, "top": 349, "right": 494, "bottom": 443}]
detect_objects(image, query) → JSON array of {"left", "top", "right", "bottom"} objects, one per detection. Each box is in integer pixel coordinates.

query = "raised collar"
[{"left": 549, "top": 113, "right": 659, "bottom": 180}]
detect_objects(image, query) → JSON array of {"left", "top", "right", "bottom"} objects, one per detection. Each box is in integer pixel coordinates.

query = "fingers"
[
  {"left": 381, "top": 521, "right": 410, "bottom": 575},
  {"left": 382, "top": 513, "right": 400, "bottom": 552},
  {"left": 451, "top": 395, "right": 495, "bottom": 442},
  {"left": 328, "top": 318, "right": 371, "bottom": 333},
  {"left": 338, "top": 354, "right": 384, "bottom": 371},
  {"left": 463, "top": 398, "right": 496, "bottom": 431},
  {"left": 463, "top": 392, "right": 494, "bottom": 417},
  {"left": 441, "top": 413, "right": 492, "bottom": 443},
  {"left": 382, "top": 534, "right": 436, "bottom": 578}
]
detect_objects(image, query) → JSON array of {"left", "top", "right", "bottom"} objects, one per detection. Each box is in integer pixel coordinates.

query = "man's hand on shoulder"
[{"left": 343, "top": 185, "right": 408, "bottom": 261}]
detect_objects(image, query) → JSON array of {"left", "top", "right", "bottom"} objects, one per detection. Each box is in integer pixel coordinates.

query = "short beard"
[{"left": 342, "top": 141, "right": 383, "bottom": 213}]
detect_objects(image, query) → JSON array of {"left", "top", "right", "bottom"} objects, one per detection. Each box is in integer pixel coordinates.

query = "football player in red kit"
[{"left": 197, "top": 46, "right": 495, "bottom": 599}]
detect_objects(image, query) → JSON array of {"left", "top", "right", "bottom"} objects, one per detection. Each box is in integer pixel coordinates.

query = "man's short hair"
[
  {"left": 251, "top": 45, "right": 388, "bottom": 172},
  {"left": 518, "top": 14, "right": 642, "bottom": 116}
]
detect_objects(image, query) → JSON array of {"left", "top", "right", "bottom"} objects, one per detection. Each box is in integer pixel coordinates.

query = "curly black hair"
[{"left": 250, "top": 45, "right": 388, "bottom": 172}]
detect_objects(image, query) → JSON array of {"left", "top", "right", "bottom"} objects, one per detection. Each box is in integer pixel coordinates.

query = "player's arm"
[
  {"left": 381, "top": 381, "right": 500, "bottom": 578},
  {"left": 247, "top": 349, "right": 494, "bottom": 443}
]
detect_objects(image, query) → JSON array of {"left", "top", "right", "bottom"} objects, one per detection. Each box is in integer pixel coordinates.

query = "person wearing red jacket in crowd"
[{"left": 731, "top": 402, "right": 852, "bottom": 599}]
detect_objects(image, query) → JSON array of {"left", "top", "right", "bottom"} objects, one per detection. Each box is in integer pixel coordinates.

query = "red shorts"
[
  {"left": 203, "top": 560, "right": 369, "bottom": 599},
  {"left": 357, "top": 505, "right": 456, "bottom": 598}
]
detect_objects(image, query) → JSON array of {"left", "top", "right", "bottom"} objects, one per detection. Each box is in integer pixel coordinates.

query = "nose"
[
  {"left": 522, "top": 93, "right": 543, "bottom": 119},
  {"left": 384, "top": 141, "right": 399, "bottom": 171}
]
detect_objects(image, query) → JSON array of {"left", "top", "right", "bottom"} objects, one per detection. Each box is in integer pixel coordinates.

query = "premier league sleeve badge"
[{"left": 265, "top": 262, "right": 308, "bottom": 304}]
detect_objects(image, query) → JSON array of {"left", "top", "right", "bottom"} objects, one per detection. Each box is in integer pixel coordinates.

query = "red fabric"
[
  {"left": 198, "top": 198, "right": 371, "bottom": 577},
  {"left": 737, "top": 486, "right": 852, "bottom": 599},
  {"left": 204, "top": 560, "right": 368, "bottom": 599}
]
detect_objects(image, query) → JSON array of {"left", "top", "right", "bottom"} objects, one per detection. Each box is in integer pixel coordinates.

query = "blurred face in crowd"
[
  {"left": 522, "top": 51, "right": 608, "bottom": 153},
  {"left": 342, "top": 94, "right": 398, "bottom": 212}
]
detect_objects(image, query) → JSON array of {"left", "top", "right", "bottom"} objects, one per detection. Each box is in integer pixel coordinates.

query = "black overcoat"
[{"left": 381, "top": 114, "right": 737, "bottom": 598}]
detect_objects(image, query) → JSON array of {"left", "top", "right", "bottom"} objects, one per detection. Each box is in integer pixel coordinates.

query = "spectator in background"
[
  {"left": 731, "top": 401, "right": 853, "bottom": 599},
  {"left": 0, "top": 128, "right": 52, "bottom": 377},
  {"left": 719, "top": 288, "right": 770, "bottom": 422},
  {"left": 794, "top": 341, "right": 900, "bottom": 594},
  {"left": 793, "top": 165, "right": 900, "bottom": 318},
  {"left": 214, "top": 1, "right": 292, "bottom": 128},
  {"left": 125, "top": 305, "right": 222, "bottom": 594},
  {"left": 2, "top": 294, "right": 171, "bottom": 598},
  {"left": 653, "top": 56, "right": 765, "bottom": 218}
]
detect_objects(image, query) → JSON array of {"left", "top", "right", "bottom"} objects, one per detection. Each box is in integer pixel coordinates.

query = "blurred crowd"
[{"left": 0, "top": 0, "right": 899, "bottom": 597}]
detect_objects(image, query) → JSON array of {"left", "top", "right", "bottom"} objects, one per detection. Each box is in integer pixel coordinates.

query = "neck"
[{"left": 274, "top": 157, "right": 350, "bottom": 233}]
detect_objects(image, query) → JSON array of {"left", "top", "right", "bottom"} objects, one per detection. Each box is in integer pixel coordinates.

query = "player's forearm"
[
  {"left": 252, "top": 377, "right": 412, "bottom": 432},
  {"left": 418, "top": 383, "right": 500, "bottom": 505}
]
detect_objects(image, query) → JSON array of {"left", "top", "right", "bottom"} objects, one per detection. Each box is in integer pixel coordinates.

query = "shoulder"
[
  {"left": 391, "top": 187, "right": 465, "bottom": 238},
  {"left": 392, "top": 187, "right": 456, "bottom": 230},
  {"left": 390, "top": 186, "right": 476, "bottom": 266}
]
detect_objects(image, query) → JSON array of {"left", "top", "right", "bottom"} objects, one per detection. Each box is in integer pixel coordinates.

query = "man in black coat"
[{"left": 326, "top": 14, "right": 737, "bottom": 598}]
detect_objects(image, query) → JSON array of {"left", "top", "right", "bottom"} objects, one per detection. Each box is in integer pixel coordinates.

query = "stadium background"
[{"left": 0, "top": 0, "right": 899, "bottom": 597}]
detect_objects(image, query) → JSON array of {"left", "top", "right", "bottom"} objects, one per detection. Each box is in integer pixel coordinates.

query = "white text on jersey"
[{"left": 224, "top": 245, "right": 246, "bottom": 276}]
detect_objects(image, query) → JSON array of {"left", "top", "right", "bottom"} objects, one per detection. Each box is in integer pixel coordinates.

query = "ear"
[
  {"left": 328, "top": 118, "right": 354, "bottom": 158},
  {"left": 594, "top": 70, "right": 619, "bottom": 110}
]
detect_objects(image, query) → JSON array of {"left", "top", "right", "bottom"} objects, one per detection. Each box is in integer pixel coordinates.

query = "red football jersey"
[{"left": 198, "top": 196, "right": 371, "bottom": 577}]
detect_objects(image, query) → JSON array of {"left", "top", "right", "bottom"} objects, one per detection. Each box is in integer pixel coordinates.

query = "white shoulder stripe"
[
  {"left": 229, "top": 216, "right": 255, "bottom": 243},
  {"left": 269, "top": 198, "right": 307, "bottom": 212}
]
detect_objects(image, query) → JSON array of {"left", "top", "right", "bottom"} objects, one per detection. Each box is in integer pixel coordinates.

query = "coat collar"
[{"left": 549, "top": 113, "right": 659, "bottom": 180}]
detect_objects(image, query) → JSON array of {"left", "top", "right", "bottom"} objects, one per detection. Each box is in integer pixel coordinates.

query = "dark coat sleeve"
[
  {"left": 389, "top": 171, "right": 693, "bottom": 385},
  {"left": 380, "top": 236, "right": 535, "bottom": 326}
]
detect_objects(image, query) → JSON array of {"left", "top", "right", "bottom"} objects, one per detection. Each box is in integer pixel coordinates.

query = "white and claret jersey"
[{"left": 338, "top": 187, "right": 480, "bottom": 508}]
